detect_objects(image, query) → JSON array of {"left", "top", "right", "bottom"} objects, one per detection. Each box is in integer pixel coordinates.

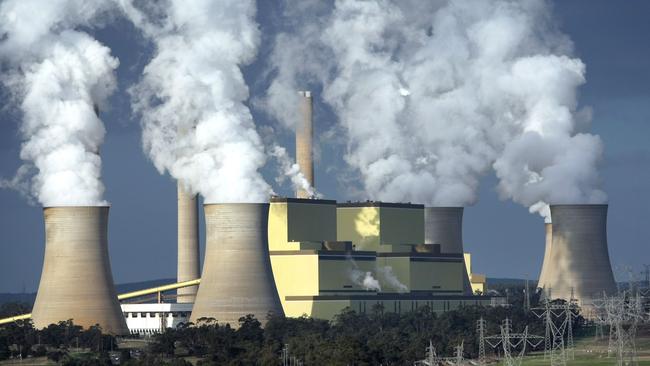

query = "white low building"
[{"left": 121, "top": 303, "right": 193, "bottom": 335}]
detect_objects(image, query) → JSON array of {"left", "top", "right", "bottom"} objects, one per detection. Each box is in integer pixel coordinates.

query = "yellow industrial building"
[{"left": 268, "top": 198, "right": 499, "bottom": 320}]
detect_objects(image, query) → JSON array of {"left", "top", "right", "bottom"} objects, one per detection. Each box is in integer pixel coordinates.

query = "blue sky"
[{"left": 0, "top": 0, "right": 649, "bottom": 293}]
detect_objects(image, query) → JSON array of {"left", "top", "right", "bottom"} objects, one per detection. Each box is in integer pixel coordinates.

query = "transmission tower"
[
  {"left": 484, "top": 318, "right": 543, "bottom": 366},
  {"left": 524, "top": 277, "right": 531, "bottom": 311},
  {"left": 477, "top": 317, "right": 487, "bottom": 366},
  {"left": 591, "top": 290, "right": 646, "bottom": 366},
  {"left": 453, "top": 341, "right": 464, "bottom": 366},
  {"left": 531, "top": 297, "right": 578, "bottom": 366},
  {"left": 414, "top": 340, "right": 441, "bottom": 366},
  {"left": 565, "top": 300, "right": 575, "bottom": 360}
]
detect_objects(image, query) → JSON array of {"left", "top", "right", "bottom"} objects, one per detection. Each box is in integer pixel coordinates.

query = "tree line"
[{"left": 0, "top": 288, "right": 586, "bottom": 365}]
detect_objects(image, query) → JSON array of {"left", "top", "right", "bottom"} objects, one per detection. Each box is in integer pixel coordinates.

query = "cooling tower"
[
  {"left": 537, "top": 223, "right": 553, "bottom": 289},
  {"left": 190, "top": 203, "right": 283, "bottom": 326},
  {"left": 31, "top": 207, "right": 128, "bottom": 334},
  {"left": 424, "top": 207, "right": 472, "bottom": 294},
  {"left": 177, "top": 183, "right": 200, "bottom": 303},
  {"left": 538, "top": 204, "right": 617, "bottom": 308},
  {"left": 296, "top": 91, "right": 314, "bottom": 198}
]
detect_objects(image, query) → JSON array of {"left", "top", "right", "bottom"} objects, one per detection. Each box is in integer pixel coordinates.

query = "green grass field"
[{"left": 496, "top": 330, "right": 650, "bottom": 366}]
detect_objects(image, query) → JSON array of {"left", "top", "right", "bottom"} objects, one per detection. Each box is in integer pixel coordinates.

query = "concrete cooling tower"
[
  {"left": 31, "top": 207, "right": 128, "bottom": 334},
  {"left": 190, "top": 203, "right": 283, "bottom": 326},
  {"left": 177, "top": 183, "right": 200, "bottom": 303},
  {"left": 424, "top": 207, "right": 473, "bottom": 295},
  {"left": 538, "top": 204, "right": 617, "bottom": 308},
  {"left": 537, "top": 223, "right": 553, "bottom": 289},
  {"left": 296, "top": 91, "right": 314, "bottom": 199}
]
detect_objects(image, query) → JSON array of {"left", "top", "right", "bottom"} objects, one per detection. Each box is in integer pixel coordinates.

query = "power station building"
[{"left": 267, "top": 198, "right": 500, "bottom": 320}]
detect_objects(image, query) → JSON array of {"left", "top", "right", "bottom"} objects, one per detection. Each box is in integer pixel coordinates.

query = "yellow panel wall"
[
  {"left": 375, "top": 257, "right": 411, "bottom": 293},
  {"left": 411, "top": 260, "right": 464, "bottom": 293},
  {"left": 287, "top": 202, "right": 337, "bottom": 242},
  {"left": 379, "top": 207, "right": 424, "bottom": 245},
  {"left": 464, "top": 253, "right": 472, "bottom": 277},
  {"left": 336, "top": 207, "right": 381, "bottom": 251},
  {"left": 269, "top": 254, "right": 319, "bottom": 313},
  {"left": 269, "top": 202, "right": 291, "bottom": 251},
  {"left": 318, "top": 255, "right": 378, "bottom": 294},
  {"left": 269, "top": 201, "right": 337, "bottom": 251}
]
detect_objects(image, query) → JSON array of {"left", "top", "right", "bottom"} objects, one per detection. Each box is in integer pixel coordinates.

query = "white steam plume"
[
  {"left": 269, "top": 145, "right": 321, "bottom": 198},
  {"left": 350, "top": 268, "right": 381, "bottom": 292},
  {"left": 0, "top": 0, "right": 119, "bottom": 206},
  {"left": 346, "top": 254, "right": 381, "bottom": 291},
  {"left": 126, "top": 0, "right": 271, "bottom": 203},
  {"left": 377, "top": 266, "right": 408, "bottom": 293},
  {"left": 264, "top": 0, "right": 606, "bottom": 215}
]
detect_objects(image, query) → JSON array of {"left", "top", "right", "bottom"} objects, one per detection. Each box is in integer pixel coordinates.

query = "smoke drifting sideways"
[
  {"left": 269, "top": 145, "right": 321, "bottom": 199},
  {"left": 0, "top": 0, "right": 119, "bottom": 207},
  {"left": 125, "top": 0, "right": 271, "bottom": 204},
  {"left": 263, "top": 0, "right": 607, "bottom": 216}
]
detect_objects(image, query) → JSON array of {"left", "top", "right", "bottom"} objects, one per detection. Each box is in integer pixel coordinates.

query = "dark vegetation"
[
  {"left": 0, "top": 283, "right": 588, "bottom": 365},
  {"left": 0, "top": 319, "right": 117, "bottom": 364}
]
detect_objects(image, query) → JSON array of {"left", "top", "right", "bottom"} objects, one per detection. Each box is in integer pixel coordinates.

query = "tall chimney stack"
[
  {"left": 296, "top": 91, "right": 314, "bottom": 198},
  {"left": 31, "top": 206, "right": 128, "bottom": 334},
  {"left": 177, "top": 182, "right": 200, "bottom": 303},
  {"left": 424, "top": 207, "right": 473, "bottom": 295},
  {"left": 538, "top": 204, "right": 617, "bottom": 310},
  {"left": 190, "top": 203, "right": 283, "bottom": 327}
]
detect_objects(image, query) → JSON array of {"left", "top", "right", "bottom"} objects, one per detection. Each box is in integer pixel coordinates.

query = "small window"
[{"left": 148, "top": 312, "right": 156, "bottom": 318}]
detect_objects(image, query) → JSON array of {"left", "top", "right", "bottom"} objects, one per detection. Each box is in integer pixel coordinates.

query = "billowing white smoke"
[
  {"left": 0, "top": 0, "right": 119, "bottom": 206},
  {"left": 269, "top": 145, "right": 320, "bottom": 198},
  {"left": 264, "top": 0, "right": 606, "bottom": 216},
  {"left": 126, "top": 0, "right": 271, "bottom": 203},
  {"left": 350, "top": 268, "right": 381, "bottom": 292},
  {"left": 377, "top": 266, "right": 408, "bottom": 293},
  {"left": 346, "top": 254, "right": 381, "bottom": 291}
]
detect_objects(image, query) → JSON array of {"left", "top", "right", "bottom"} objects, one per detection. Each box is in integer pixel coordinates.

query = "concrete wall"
[
  {"left": 190, "top": 203, "right": 283, "bottom": 327},
  {"left": 31, "top": 207, "right": 128, "bottom": 335}
]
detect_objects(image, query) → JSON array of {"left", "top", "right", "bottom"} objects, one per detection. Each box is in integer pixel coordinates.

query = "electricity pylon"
[
  {"left": 484, "top": 318, "right": 543, "bottom": 366},
  {"left": 477, "top": 317, "right": 487, "bottom": 366},
  {"left": 531, "top": 297, "right": 578, "bottom": 366},
  {"left": 592, "top": 290, "right": 646, "bottom": 366}
]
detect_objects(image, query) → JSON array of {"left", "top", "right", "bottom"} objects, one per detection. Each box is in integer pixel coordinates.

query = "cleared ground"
[{"left": 497, "top": 327, "right": 650, "bottom": 365}]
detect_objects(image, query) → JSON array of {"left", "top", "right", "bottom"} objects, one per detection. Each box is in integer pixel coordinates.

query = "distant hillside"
[
  {"left": 487, "top": 278, "right": 531, "bottom": 286},
  {"left": 0, "top": 278, "right": 177, "bottom": 307}
]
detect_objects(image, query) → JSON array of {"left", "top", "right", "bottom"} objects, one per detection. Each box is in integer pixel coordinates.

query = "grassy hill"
[{"left": 0, "top": 278, "right": 176, "bottom": 307}]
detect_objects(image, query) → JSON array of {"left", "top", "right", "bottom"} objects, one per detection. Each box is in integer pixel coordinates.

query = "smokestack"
[
  {"left": 537, "top": 223, "right": 553, "bottom": 289},
  {"left": 296, "top": 91, "right": 314, "bottom": 198},
  {"left": 424, "top": 207, "right": 472, "bottom": 295},
  {"left": 538, "top": 204, "right": 616, "bottom": 308},
  {"left": 190, "top": 203, "right": 283, "bottom": 326},
  {"left": 31, "top": 207, "right": 128, "bottom": 334},
  {"left": 177, "top": 183, "right": 200, "bottom": 303}
]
